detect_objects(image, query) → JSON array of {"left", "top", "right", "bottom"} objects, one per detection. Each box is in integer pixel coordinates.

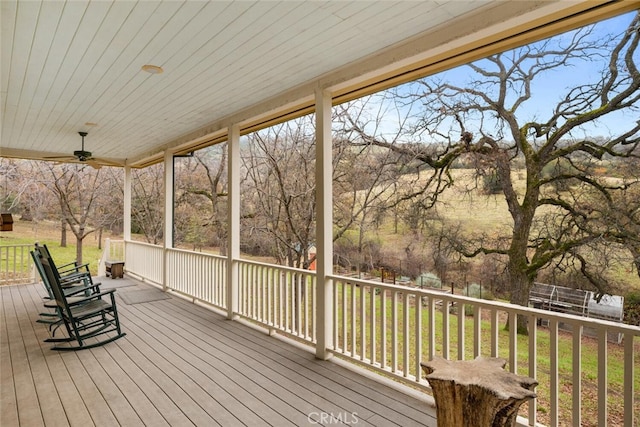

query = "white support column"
[
  {"left": 227, "top": 125, "right": 240, "bottom": 320},
  {"left": 123, "top": 166, "right": 132, "bottom": 241},
  {"left": 315, "top": 87, "right": 333, "bottom": 360},
  {"left": 163, "top": 151, "right": 174, "bottom": 292}
]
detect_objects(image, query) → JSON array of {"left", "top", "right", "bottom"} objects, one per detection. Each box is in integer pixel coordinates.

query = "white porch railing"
[
  {"left": 123, "top": 241, "right": 228, "bottom": 309},
  {"left": 166, "top": 247, "right": 226, "bottom": 309},
  {"left": 124, "top": 240, "right": 164, "bottom": 285},
  {"left": 0, "top": 244, "right": 36, "bottom": 285},
  {"left": 120, "top": 242, "right": 639, "bottom": 426},
  {"left": 237, "top": 259, "right": 316, "bottom": 342},
  {"left": 329, "top": 276, "right": 639, "bottom": 427}
]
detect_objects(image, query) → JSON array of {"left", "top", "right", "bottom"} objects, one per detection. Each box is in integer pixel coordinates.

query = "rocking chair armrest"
[
  {"left": 64, "top": 283, "right": 102, "bottom": 297},
  {"left": 66, "top": 288, "right": 115, "bottom": 306},
  {"left": 60, "top": 268, "right": 90, "bottom": 278},
  {"left": 59, "top": 271, "right": 92, "bottom": 285},
  {"left": 59, "top": 263, "right": 90, "bottom": 275},
  {"left": 56, "top": 260, "right": 78, "bottom": 270}
]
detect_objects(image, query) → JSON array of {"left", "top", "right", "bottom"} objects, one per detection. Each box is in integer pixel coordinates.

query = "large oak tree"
[{"left": 341, "top": 12, "right": 640, "bottom": 326}]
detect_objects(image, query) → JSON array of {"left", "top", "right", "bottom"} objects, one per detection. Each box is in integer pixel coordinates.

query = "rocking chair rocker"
[{"left": 37, "top": 247, "right": 126, "bottom": 351}]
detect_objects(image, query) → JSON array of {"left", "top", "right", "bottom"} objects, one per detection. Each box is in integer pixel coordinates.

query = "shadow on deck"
[{"left": 1, "top": 275, "right": 437, "bottom": 426}]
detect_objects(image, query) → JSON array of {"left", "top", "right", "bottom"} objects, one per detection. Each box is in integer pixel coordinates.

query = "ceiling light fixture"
[{"left": 142, "top": 64, "right": 163, "bottom": 74}]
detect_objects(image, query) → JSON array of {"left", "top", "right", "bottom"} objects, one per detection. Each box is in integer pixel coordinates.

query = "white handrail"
[{"left": 0, "top": 244, "right": 36, "bottom": 285}]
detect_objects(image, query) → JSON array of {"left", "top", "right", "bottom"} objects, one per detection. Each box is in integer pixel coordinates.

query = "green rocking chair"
[{"left": 37, "top": 247, "right": 126, "bottom": 351}]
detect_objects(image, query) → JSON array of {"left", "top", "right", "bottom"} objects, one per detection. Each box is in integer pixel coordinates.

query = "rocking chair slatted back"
[{"left": 34, "top": 243, "right": 92, "bottom": 286}]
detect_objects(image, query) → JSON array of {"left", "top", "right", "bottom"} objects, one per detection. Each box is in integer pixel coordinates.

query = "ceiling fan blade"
[
  {"left": 92, "top": 157, "right": 124, "bottom": 167},
  {"left": 85, "top": 159, "right": 102, "bottom": 169},
  {"left": 43, "top": 155, "right": 77, "bottom": 161}
]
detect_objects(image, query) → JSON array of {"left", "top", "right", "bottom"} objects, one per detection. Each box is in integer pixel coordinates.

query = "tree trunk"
[
  {"left": 507, "top": 254, "right": 533, "bottom": 334},
  {"left": 60, "top": 219, "right": 67, "bottom": 247},
  {"left": 503, "top": 152, "right": 538, "bottom": 334},
  {"left": 76, "top": 236, "right": 83, "bottom": 265}
]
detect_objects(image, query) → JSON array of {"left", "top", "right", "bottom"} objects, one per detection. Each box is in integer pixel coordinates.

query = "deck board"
[
  {"left": 1, "top": 277, "right": 437, "bottom": 427},
  {"left": 1, "top": 285, "right": 22, "bottom": 427}
]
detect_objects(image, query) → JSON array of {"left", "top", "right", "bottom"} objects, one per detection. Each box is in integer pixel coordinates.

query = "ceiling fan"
[{"left": 44, "top": 132, "right": 122, "bottom": 169}]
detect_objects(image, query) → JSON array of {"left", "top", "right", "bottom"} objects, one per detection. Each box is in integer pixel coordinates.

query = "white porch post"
[
  {"left": 123, "top": 166, "right": 132, "bottom": 241},
  {"left": 227, "top": 124, "right": 240, "bottom": 319},
  {"left": 315, "top": 87, "right": 334, "bottom": 360},
  {"left": 163, "top": 151, "right": 174, "bottom": 292}
]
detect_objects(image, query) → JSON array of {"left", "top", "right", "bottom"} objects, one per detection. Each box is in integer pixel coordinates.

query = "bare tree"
[
  {"left": 584, "top": 158, "right": 640, "bottom": 280},
  {"left": 334, "top": 96, "right": 455, "bottom": 277},
  {"left": 175, "top": 145, "right": 228, "bottom": 254},
  {"left": 0, "top": 159, "right": 55, "bottom": 227},
  {"left": 332, "top": 136, "right": 400, "bottom": 275},
  {"left": 0, "top": 159, "right": 20, "bottom": 213},
  {"left": 341, "top": 13, "right": 640, "bottom": 327},
  {"left": 92, "top": 167, "right": 124, "bottom": 248},
  {"left": 39, "top": 163, "right": 104, "bottom": 264},
  {"left": 131, "top": 164, "right": 164, "bottom": 244},
  {"left": 241, "top": 118, "right": 317, "bottom": 268}
]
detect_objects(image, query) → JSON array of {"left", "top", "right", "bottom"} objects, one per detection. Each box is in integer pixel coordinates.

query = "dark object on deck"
[
  {"left": 36, "top": 245, "right": 126, "bottom": 350},
  {"left": 0, "top": 213, "right": 13, "bottom": 231},
  {"left": 421, "top": 356, "right": 537, "bottom": 427},
  {"left": 105, "top": 261, "right": 125, "bottom": 279}
]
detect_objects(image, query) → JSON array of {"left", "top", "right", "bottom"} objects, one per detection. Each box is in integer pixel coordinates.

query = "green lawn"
[{"left": 0, "top": 222, "right": 110, "bottom": 276}]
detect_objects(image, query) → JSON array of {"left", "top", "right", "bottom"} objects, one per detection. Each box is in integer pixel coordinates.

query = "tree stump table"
[{"left": 421, "top": 356, "right": 537, "bottom": 427}]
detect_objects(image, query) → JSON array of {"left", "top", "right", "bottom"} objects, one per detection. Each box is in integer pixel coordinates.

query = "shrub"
[
  {"left": 623, "top": 291, "right": 640, "bottom": 326},
  {"left": 417, "top": 272, "right": 442, "bottom": 289},
  {"left": 462, "top": 283, "right": 494, "bottom": 315}
]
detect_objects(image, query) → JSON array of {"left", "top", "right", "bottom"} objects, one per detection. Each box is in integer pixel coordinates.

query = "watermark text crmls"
[{"left": 307, "top": 411, "right": 359, "bottom": 424}]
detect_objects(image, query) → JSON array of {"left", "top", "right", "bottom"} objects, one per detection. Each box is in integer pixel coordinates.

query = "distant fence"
[{"left": 0, "top": 244, "right": 36, "bottom": 285}]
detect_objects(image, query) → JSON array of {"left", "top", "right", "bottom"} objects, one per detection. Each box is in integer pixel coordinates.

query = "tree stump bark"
[{"left": 421, "top": 356, "right": 537, "bottom": 427}]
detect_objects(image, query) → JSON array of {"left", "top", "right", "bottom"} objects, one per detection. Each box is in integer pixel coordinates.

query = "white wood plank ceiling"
[{"left": 1, "top": 1, "right": 635, "bottom": 167}]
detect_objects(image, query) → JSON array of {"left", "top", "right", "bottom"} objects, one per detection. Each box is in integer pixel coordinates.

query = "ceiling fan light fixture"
[
  {"left": 75, "top": 131, "right": 92, "bottom": 161},
  {"left": 142, "top": 64, "right": 163, "bottom": 74},
  {"left": 73, "top": 150, "right": 92, "bottom": 161}
]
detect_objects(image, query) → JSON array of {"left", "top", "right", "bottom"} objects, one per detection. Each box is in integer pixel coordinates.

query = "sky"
[{"left": 358, "top": 11, "right": 639, "bottom": 144}]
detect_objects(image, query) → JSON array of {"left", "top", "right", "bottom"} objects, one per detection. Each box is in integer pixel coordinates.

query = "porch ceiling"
[{"left": 1, "top": 1, "right": 635, "bottom": 168}]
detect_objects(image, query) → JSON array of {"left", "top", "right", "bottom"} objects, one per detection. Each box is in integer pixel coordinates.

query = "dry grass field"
[{"left": 383, "top": 168, "right": 640, "bottom": 294}]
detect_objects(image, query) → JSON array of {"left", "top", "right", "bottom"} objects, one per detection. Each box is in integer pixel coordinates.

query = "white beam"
[
  {"left": 163, "top": 150, "right": 174, "bottom": 291},
  {"left": 227, "top": 124, "right": 240, "bottom": 319},
  {"left": 315, "top": 87, "right": 334, "bottom": 360},
  {"left": 123, "top": 166, "right": 131, "bottom": 241}
]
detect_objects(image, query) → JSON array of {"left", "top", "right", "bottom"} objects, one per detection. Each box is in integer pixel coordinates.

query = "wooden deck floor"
[{"left": 1, "top": 276, "right": 437, "bottom": 426}]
